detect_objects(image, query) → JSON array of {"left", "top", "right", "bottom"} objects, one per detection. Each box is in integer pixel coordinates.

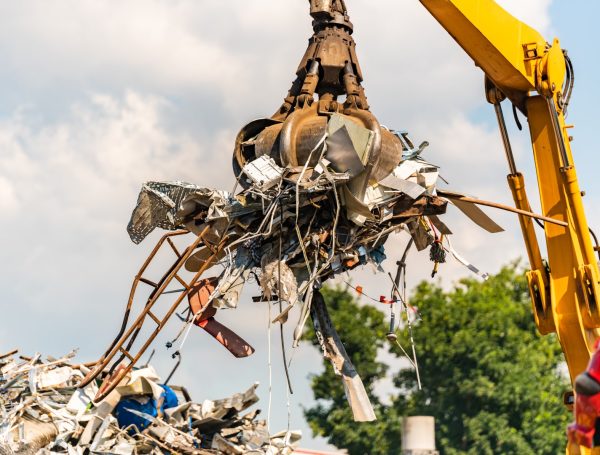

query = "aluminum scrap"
[
  {"left": 127, "top": 128, "right": 448, "bottom": 310},
  {"left": 0, "top": 350, "right": 300, "bottom": 455},
  {"left": 118, "top": 0, "right": 502, "bottom": 426},
  {"left": 125, "top": 126, "right": 450, "bottom": 423}
]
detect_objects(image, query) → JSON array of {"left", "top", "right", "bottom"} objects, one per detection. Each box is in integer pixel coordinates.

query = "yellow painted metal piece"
[
  {"left": 526, "top": 96, "right": 599, "bottom": 380},
  {"left": 418, "top": 0, "right": 600, "bottom": 452},
  {"left": 539, "top": 38, "right": 568, "bottom": 98},
  {"left": 506, "top": 173, "right": 555, "bottom": 334},
  {"left": 568, "top": 442, "right": 600, "bottom": 455},
  {"left": 419, "top": 0, "right": 565, "bottom": 110}
]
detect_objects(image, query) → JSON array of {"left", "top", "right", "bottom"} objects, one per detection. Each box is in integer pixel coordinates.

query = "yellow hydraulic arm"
[{"left": 418, "top": 0, "right": 600, "bottom": 452}]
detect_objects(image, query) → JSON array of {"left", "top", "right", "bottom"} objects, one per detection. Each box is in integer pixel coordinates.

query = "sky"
[{"left": 1, "top": 0, "right": 600, "bottom": 451}]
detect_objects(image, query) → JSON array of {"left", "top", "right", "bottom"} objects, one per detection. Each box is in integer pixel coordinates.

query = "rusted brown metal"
[
  {"left": 187, "top": 278, "right": 255, "bottom": 358},
  {"left": 437, "top": 190, "right": 569, "bottom": 227},
  {"left": 79, "top": 230, "right": 189, "bottom": 385},
  {"left": 76, "top": 228, "right": 229, "bottom": 402},
  {"left": 196, "top": 318, "right": 255, "bottom": 358},
  {"left": 233, "top": 0, "right": 404, "bottom": 197},
  {"left": 93, "top": 239, "right": 226, "bottom": 402},
  {"left": 187, "top": 278, "right": 219, "bottom": 321}
]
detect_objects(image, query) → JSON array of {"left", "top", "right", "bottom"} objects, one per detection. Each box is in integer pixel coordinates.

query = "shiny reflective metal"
[{"left": 233, "top": 0, "right": 403, "bottom": 200}]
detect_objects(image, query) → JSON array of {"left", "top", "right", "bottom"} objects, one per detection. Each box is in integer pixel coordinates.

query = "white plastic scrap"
[
  {"left": 1, "top": 351, "right": 301, "bottom": 455},
  {"left": 36, "top": 366, "right": 74, "bottom": 390},
  {"left": 242, "top": 155, "right": 285, "bottom": 190}
]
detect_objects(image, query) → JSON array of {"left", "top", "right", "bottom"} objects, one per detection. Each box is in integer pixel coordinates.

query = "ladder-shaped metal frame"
[{"left": 77, "top": 227, "right": 226, "bottom": 402}]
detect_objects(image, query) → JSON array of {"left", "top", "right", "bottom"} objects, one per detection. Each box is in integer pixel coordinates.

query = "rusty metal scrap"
[
  {"left": 79, "top": 0, "right": 508, "bottom": 423},
  {"left": 0, "top": 349, "right": 300, "bottom": 454},
  {"left": 310, "top": 291, "right": 376, "bottom": 422}
]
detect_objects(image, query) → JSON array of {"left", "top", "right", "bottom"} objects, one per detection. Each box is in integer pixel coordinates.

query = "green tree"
[
  {"left": 303, "top": 264, "right": 571, "bottom": 455},
  {"left": 303, "top": 286, "right": 402, "bottom": 455}
]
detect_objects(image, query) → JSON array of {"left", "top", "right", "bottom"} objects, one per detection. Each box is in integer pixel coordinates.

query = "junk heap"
[
  {"left": 0, "top": 349, "right": 300, "bottom": 454},
  {"left": 77, "top": 0, "right": 507, "bottom": 428},
  {"left": 120, "top": 0, "right": 506, "bottom": 423}
]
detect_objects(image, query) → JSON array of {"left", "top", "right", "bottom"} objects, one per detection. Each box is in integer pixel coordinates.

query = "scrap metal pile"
[
  {"left": 127, "top": 125, "right": 447, "bottom": 327},
  {"left": 0, "top": 350, "right": 300, "bottom": 455},
  {"left": 61, "top": 0, "right": 515, "bottom": 430},
  {"left": 109, "top": 0, "right": 508, "bottom": 424}
]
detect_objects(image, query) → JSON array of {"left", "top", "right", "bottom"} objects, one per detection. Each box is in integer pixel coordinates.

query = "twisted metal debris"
[
  {"left": 0, "top": 349, "right": 300, "bottom": 455},
  {"left": 74, "top": 0, "right": 508, "bottom": 424}
]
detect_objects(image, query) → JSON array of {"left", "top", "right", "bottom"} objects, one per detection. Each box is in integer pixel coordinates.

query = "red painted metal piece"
[
  {"left": 568, "top": 340, "right": 600, "bottom": 448},
  {"left": 187, "top": 278, "right": 255, "bottom": 358},
  {"left": 587, "top": 339, "right": 600, "bottom": 382},
  {"left": 197, "top": 318, "right": 255, "bottom": 358},
  {"left": 568, "top": 394, "right": 600, "bottom": 447}
]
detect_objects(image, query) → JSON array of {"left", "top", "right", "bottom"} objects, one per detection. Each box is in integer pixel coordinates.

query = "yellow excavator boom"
[
  {"left": 418, "top": 1, "right": 600, "bottom": 453},
  {"left": 421, "top": 0, "right": 545, "bottom": 111}
]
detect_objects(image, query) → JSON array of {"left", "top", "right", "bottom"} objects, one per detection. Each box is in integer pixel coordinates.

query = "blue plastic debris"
[
  {"left": 114, "top": 384, "right": 178, "bottom": 433},
  {"left": 369, "top": 245, "right": 387, "bottom": 264}
]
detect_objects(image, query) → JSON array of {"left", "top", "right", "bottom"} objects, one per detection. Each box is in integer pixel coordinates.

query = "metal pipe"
[
  {"left": 437, "top": 190, "right": 568, "bottom": 227},
  {"left": 91, "top": 237, "right": 226, "bottom": 402},
  {"left": 164, "top": 351, "right": 182, "bottom": 386},
  {"left": 547, "top": 97, "right": 571, "bottom": 168},
  {"left": 493, "top": 102, "right": 518, "bottom": 175}
]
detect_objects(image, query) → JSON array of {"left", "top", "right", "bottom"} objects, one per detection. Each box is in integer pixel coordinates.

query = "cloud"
[
  {"left": 0, "top": 91, "right": 236, "bottom": 336},
  {"left": 0, "top": 0, "right": 553, "bottom": 127},
  {"left": 0, "top": 177, "right": 18, "bottom": 213},
  {"left": 498, "top": 0, "right": 553, "bottom": 34},
  {"left": 0, "top": 2, "right": 242, "bottom": 90}
]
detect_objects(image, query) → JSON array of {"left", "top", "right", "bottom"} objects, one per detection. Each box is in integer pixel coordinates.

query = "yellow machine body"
[{"left": 419, "top": 1, "right": 600, "bottom": 453}]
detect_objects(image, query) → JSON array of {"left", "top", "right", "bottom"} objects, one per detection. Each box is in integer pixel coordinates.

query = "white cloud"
[
  {"left": 0, "top": 2, "right": 243, "bottom": 91},
  {"left": 0, "top": 177, "right": 18, "bottom": 213},
  {"left": 0, "top": 91, "right": 236, "bottom": 327},
  {"left": 497, "top": 0, "right": 553, "bottom": 34},
  {"left": 0, "top": 0, "right": 554, "bottom": 127}
]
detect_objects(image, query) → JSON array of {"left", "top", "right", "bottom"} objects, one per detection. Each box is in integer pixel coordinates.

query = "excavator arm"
[{"left": 418, "top": 0, "right": 600, "bottom": 452}]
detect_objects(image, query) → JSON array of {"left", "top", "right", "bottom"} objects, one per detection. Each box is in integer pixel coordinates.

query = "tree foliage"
[
  {"left": 303, "top": 286, "right": 402, "bottom": 455},
  {"left": 303, "top": 265, "right": 571, "bottom": 455}
]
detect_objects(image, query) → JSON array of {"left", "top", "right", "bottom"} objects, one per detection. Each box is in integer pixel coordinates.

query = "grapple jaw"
[{"left": 233, "top": 1, "right": 404, "bottom": 202}]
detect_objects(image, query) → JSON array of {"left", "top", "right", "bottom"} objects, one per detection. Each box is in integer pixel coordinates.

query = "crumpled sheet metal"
[
  {"left": 127, "top": 181, "right": 204, "bottom": 244},
  {"left": 310, "top": 291, "right": 376, "bottom": 422},
  {"left": 127, "top": 182, "right": 250, "bottom": 245},
  {"left": 437, "top": 189, "right": 504, "bottom": 234},
  {"left": 260, "top": 259, "right": 299, "bottom": 308},
  {"left": 124, "top": 121, "right": 501, "bottom": 421},
  {"left": 0, "top": 350, "right": 301, "bottom": 455},
  {"left": 325, "top": 113, "right": 373, "bottom": 179}
]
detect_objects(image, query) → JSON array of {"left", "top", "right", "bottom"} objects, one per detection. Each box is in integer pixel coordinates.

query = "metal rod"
[
  {"left": 0, "top": 349, "right": 18, "bottom": 360},
  {"left": 278, "top": 199, "right": 294, "bottom": 395},
  {"left": 547, "top": 97, "right": 571, "bottom": 168},
  {"left": 164, "top": 351, "right": 182, "bottom": 386},
  {"left": 87, "top": 231, "right": 189, "bottom": 375},
  {"left": 493, "top": 102, "right": 518, "bottom": 175},
  {"left": 438, "top": 191, "right": 568, "bottom": 227},
  {"left": 388, "top": 240, "right": 421, "bottom": 390},
  {"left": 142, "top": 349, "right": 155, "bottom": 367},
  {"left": 110, "top": 237, "right": 202, "bottom": 374},
  {"left": 91, "top": 238, "right": 226, "bottom": 402},
  {"left": 78, "top": 230, "right": 207, "bottom": 389},
  {"left": 395, "top": 248, "right": 422, "bottom": 391},
  {"left": 166, "top": 237, "right": 182, "bottom": 258},
  {"left": 388, "top": 311, "right": 396, "bottom": 335}
]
